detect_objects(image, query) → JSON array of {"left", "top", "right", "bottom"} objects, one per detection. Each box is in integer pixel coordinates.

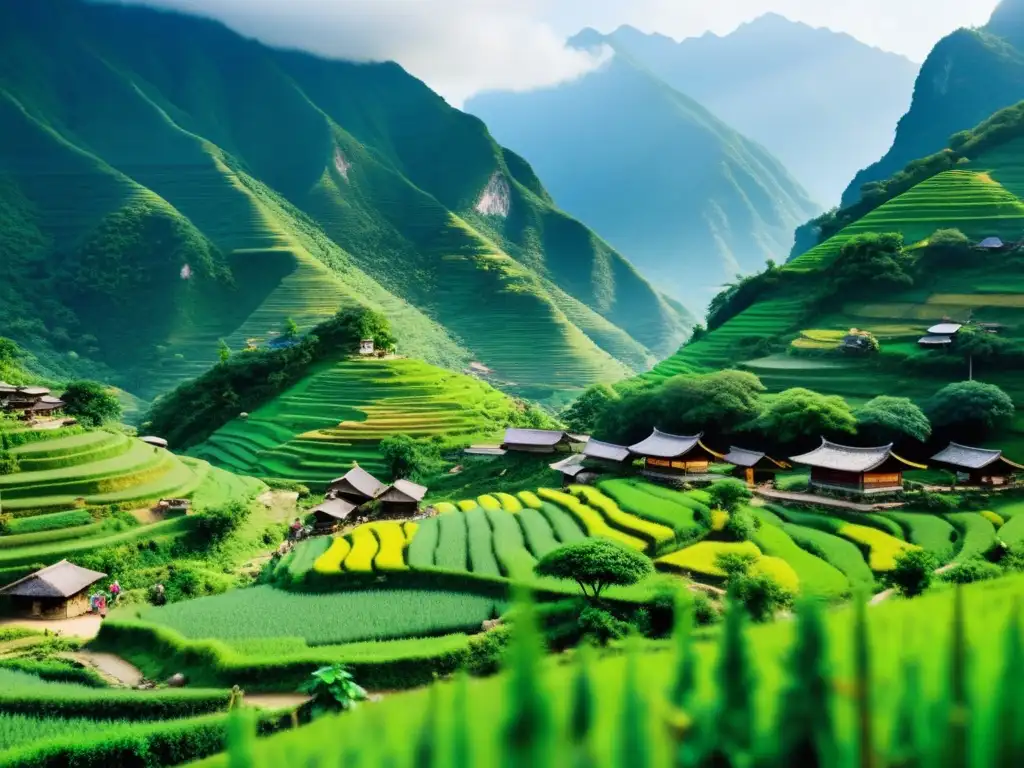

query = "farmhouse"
[
  {"left": 628, "top": 429, "right": 721, "bottom": 479},
  {"left": 583, "top": 439, "right": 631, "bottom": 467},
  {"left": 976, "top": 236, "right": 1007, "bottom": 251},
  {"left": 327, "top": 466, "right": 387, "bottom": 505},
  {"left": 723, "top": 447, "right": 790, "bottom": 486},
  {"left": 1, "top": 386, "right": 64, "bottom": 417},
  {"left": 502, "top": 428, "right": 576, "bottom": 454},
  {"left": 0, "top": 560, "right": 106, "bottom": 619},
  {"left": 930, "top": 442, "right": 1024, "bottom": 486},
  {"left": 550, "top": 453, "right": 588, "bottom": 485},
  {"left": 140, "top": 436, "right": 169, "bottom": 449},
  {"left": 919, "top": 322, "right": 962, "bottom": 348},
  {"left": 310, "top": 497, "right": 357, "bottom": 533},
  {"left": 359, "top": 339, "right": 375, "bottom": 355},
  {"left": 790, "top": 439, "right": 924, "bottom": 496},
  {"left": 376, "top": 479, "right": 428, "bottom": 518}
]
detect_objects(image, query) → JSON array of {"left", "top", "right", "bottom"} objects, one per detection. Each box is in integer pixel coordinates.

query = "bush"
[
  {"left": 917, "top": 492, "right": 961, "bottom": 513},
  {"left": 729, "top": 572, "right": 793, "bottom": 623},
  {"left": 715, "top": 551, "right": 759, "bottom": 576},
  {"left": 691, "top": 591, "right": 719, "bottom": 625},
  {"left": 887, "top": 549, "right": 939, "bottom": 597},
  {"left": 193, "top": 501, "right": 251, "bottom": 545},
  {"left": 940, "top": 558, "right": 1003, "bottom": 584},
  {"left": 61, "top": 380, "right": 123, "bottom": 427},
  {"left": 379, "top": 434, "right": 443, "bottom": 481},
  {"left": 577, "top": 605, "right": 631, "bottom": 646},
  {"left": 0, "top": 451, "right": 19, "bottom": 476},
  {"left": 724, "top": 508, "right": 758, "bottom": 542},
  {"left": 706, "top": 480, "right": 752, "bottom": 513}
]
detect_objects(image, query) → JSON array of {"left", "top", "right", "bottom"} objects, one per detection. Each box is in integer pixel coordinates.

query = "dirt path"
[
  {"left": 0, "top": 615, "right": 102, "bottom": 639},
  {"left": 243, "top": 693, "right": 311, "bottom": 710},
  {"left": 65, "top": 650, "right": 144, "bottom": 687},
  {"left": 130, "top": 506, "right": 166, "bottom": 525}
]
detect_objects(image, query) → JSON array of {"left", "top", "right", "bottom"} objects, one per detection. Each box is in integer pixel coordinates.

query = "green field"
[{"left": 190, "top": 357, "right": 519, "bottom": 486}]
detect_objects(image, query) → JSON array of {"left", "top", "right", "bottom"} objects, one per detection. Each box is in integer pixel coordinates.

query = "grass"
[
  {"left": 0, "top": 713, "right": 133, "bottom": 752},
  {"left": 837, "top": 524, "right": 916, "bottom": 571},
  {"left": 135, "top": 584, "right": 504, "bottom": 644},
  {"left": 944, "top": 512, "right": 998, "bottom": 562},
  {"left": 536, "top": 489, "right": 647, "bottom": 552},
  {"left": 191, "top": 358, "right": 518, "bottom": 488},
  {"left": 779, "top": 522, "right": 876, "bottom": 593},
  {"left": 749, "top": 508, "right": 850, "bottom": 599},
  {"left": 880, "top": 511, "right": 957, "bottom": 561},
  {"left": 568, "top": 485, "right": 677, "bottom": 553}
]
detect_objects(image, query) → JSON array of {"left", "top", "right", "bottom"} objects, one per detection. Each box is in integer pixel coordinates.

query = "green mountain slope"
[
  {"left": 839, "top": 0, "right": 1024, "bottom": 209},
  {"left": 465, "top": 32, "right": 819, "bottom": 311},
  {"left": 603, "top": 17, "right": 919, "bottom": 206},
  {"left": 0, "top": 0, "right": 688, "bottom": 406},
  {"left": 650, "top": 114, "right": 1024, "bottom": 453}
]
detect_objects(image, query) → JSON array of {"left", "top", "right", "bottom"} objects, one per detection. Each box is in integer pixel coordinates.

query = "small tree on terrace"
[
  {"left": 61, "top": 380, "right": 123, "bottom": 427},
  {"left": 927, "top": 380, "right": 1015, "bottom": 438},
  {"left": 855, "top": 396, "right": 932, "bottom": 444},
  {"left": 749, "top": 387, "right": 856, "bottom": 446},
  {"left": 706, "top": 478, "right": 752, "bottom": 513},
  {"left": 560, "top": 383, "right": 619, "bottom": 435},
  {"left": 534, "top": 539, "right": 653, "bottom": 602}
]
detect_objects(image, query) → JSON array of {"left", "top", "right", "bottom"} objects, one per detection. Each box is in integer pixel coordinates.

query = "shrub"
[
  {"left": 380, "top": 434, "right": 443, "bottom": 481},
  {"left": 981, "top": 510, "right": 1005, "bottom": 528},
  {"left": 61, "top": 380, "right": 123, "bottom": 427},
  {"left": 534, "top": 539, "right": 654, "bottom": 601},
  {"left": 577, "top": 605, "right": 631, "bottom": 645},
  {"left": 927, "top": 381, "right": 1015, "bottom": 438},
  {"left": 706, "top": 479, "right": 752, "bottom": 513},
  {"left": 715, "top": 551, "right": 759, "bottom": 576},
  {"left": 193, "top": 501, "right": 251, "bottom": 545},
  {"left": 0, "top": 451, "right": 19, "bottom": 476},
  {"left": 917, "top": 492, "right": 960, "bottom": 513},
  {"left": 691, "top": 591, "right": 719, "bottom": 625},
  {"left": 940, "top": 558, "right": 1003, "bottom": 584},
  {"left": 724, "top": 508, "right": 758, "bottom": 542},
  {"left": 887, "top": 549, "right": 938, "bottom": 597},
  {"left": 729, "top": 571, "right": 793, "bottom": 622}
]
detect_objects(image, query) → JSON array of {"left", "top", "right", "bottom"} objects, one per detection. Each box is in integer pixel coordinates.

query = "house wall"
[{"left": 644, "top": 458, "right": 709, "bottom": 474}]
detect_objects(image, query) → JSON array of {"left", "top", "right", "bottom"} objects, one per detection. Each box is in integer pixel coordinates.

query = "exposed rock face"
[
  {"left": 475, "top": 172, "right": 511, "bottom": 217},
  {"left": 333, "top": 148, "right": 351, "bottom": 181}
]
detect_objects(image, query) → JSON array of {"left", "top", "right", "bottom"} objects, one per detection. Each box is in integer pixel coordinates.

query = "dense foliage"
[
  {"left": 558, "top": 384, "right": 619, "bottom": 435},
  {"left": 749, "top": 388, "right": 857, "bottom": 447},
  {"left": 534, "top": 539, "right": 654, "bottom": 601},
  {"left": 927, "top": 381, "right": 1015, "bottom": 438},
  {"left": 60, "top": 380, "right": 122, "bottom": 427},
  {"left": 855, "top": 396, "right": 932, "bottom": 444},
  {"left": 379, "top": 435, "right": 444, "bottom": 481}
]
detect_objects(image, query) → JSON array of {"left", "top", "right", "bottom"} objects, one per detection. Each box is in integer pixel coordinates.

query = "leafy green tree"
[
  {"left": 281, "top": 316, "right": 299, "bottom": 341},
  {"left": 750, "top": 387, "right": 856, "bottom": 446},
  {"left": 61, "top": 380, "right": 123, "bottom": 427},
  {"left": 953, "top": 325, "right": 1015, "bottom": 363},
  {"left": 924, "top": 228, "right": 971, "bottom": 266},
  {"left": 729, "top": 570, "right": 792, "bottom": 622},
  {"left": 887, "top": 549, "right": 938, "bottom": 597},
  {"left": 534, "top": 539, "right": 654, "bottom": 602},
  {"left": 927, "top": 381, "right": 1014, "bottom": 437},
  {"left": 379, "top": 434, "right": 442, "bottom": 480},
  {"left": 832, "top": 232, "right": 913, "bottom": 293},
  {"left": 217, "top": 339, "right": 231, "bottom": 364},
  {"left": 776, "top": 599, "right": 837, "bottom": 767},
  {"left": 300, "top": 664, "right": 368, "bottom": 716},
  {"left": 855, "top": 396, "right": 931, "bottom": 444},
  {"left": 0, "top": 337, "right": 20, "bottom": 366},
  {"left": 706, "top": 479, "right": 752, "bottom": 513},
  {"left": 560, "top": 384, "right": 619, "bottom": 435},
  {"left": 194, "top": 500, "right": 252, "bottom": 545}
]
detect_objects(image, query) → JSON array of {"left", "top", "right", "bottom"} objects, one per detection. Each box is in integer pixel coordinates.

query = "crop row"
[{"left": 536, "top": 488, "right": 647, "bottom": 551}]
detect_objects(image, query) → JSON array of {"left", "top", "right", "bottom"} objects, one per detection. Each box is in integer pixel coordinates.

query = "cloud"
[{"left": 131, "top": 0, "right": 610, "bottom": 106}]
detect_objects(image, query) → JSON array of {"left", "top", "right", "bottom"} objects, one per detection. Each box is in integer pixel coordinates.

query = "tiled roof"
[
  {"left": 550, "top": 453, "right": 587, "bottom": 477},
  {"left": 311, "top": 497, "right": 357, "bottom": 521},
  {"left": 723, "top": 447, "right": 766, "bottom": 468},
  {"left": 628, "top": 429, "right": 702, "bottom": 459},
  {"left": 790, "top": 439, "right": 924, "bottom": 472},
  {"left": 503, "top": 428, "right": 569, "bottom": 447},
  {"left": 930, "top": 442, "right": 1022, "bottom": 470},
  {"left": 927, "top": 323, "right": 962, "bottom": 335},
  {"left": 583, "top": 439, "right": 630, "bottom": 462}
]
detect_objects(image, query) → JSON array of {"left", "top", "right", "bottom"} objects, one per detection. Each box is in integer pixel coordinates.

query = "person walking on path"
[
  {"left": 97, "top": 594, "right": 107, "bottom": 619},
  {"left": 109, "top": 580, "right": 121, "bottom": 603}
]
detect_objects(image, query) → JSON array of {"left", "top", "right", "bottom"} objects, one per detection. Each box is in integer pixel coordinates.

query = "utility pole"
[{"left": 969, "top": 353, "right": 973, "bottom": 381}]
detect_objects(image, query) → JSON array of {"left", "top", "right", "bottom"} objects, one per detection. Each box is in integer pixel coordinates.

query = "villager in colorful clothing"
[{"left": 109, "top": 580, "right": 121, "bottom": 603}]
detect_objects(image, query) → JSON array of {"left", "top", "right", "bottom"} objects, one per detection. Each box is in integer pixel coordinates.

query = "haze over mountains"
[
  {"left": 602, "top": 15, "right": 920, "bottom": 207},
  {"left": 467, "top": 29, "right": 820, "bottom": 311},
  {"left": 0, "top": 0, "right": 689, "bottom": 406}
]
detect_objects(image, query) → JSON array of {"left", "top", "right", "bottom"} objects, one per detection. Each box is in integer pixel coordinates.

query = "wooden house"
[
  {"left": 790, "top": 439, "right": 923, "bottom": 496},
  {"left": 582, "top": 439, "right": 631, "bottom": 467},
  {"left": 502, "top": 428, "right": 574, "bottom": 454},
  {"left": 0, "top": 560, "right": 106, "bottom": 619},
  {"left": 376, "top": 479, "right": 428, "bottom": 518},
  {"left": 628, "top": 429, "right": 721, "bottom": 479},
  {"left": 930, "top": 442, "right": 1024, "bottom": 486},
  {"left": 723, "top": 447, "right": 790, "bottom": 486},
  {"left": 327, "top": 466, "right": 387, "bottom": 506},
  {"left": 310, "top": 497, "right": 357, "bottom": 533}
]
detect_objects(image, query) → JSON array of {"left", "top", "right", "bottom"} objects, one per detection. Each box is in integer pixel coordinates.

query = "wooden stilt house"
[
  {"left": 723, "top": 447, "right": 790, "bottom": 486},
  {"left": 628, "top": 429, "right": 721, "bottom": 480},
  {"left": 790, "top": 439, "right": 923, "bottom": 496},
  {"left": 930, "top": 442, "right": 1024, "bottom": 486}
]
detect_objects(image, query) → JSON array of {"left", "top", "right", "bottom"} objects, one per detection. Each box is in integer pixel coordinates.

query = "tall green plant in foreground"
[{"left": 503, "top": 595, "right": 551, "bottom": 768}]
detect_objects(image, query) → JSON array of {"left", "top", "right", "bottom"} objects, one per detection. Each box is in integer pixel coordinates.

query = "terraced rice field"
[
  {"left": 191, "top": 357, "right": 514, "bottom": 487},
  {"left": 0, "top": 428, "right": 263, "bottom": 568}
]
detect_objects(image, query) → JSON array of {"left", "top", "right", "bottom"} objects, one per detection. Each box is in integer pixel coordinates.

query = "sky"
[{"left": 135, "top": 0, "right": 1002, "bottom": 106}]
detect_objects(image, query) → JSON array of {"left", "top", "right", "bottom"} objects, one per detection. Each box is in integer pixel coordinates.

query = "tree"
[
  {"left": 924, "top": 228, "right": 971, "bottom": 266},
  {"left": 953, "top": 325, "right": 1015, "bottom": 363},
  {"left": 855, "top": 396, "right": 931, "bottom": 444},
  {"left": 61, "top": 380, "right": 122, "bottom": 427},
  {"left": 887, "top": 549, "right": 938, "bottom": 597},
  {"left": 217, "top": 339, "right": 231, "bottom": 365},
  {"left": 379, "top": 434, "right": 442, "bottom": 481},
  {"left": 560, "top": 384, "right": 619, "bottom": 435},
  {"left": 281, "top": 317, "right": 300, "bottom": 341},
  {"left": 194, "top": 500, "right": 252, "bottom": 545},
  {"left": 534, "top": 539, "right": 654, "bottom": 602},
  {"left": 749, "top": 388, "right": 856, "bottom": 446},
  {"left": 927, "top": 381, "right": 1014, "bottom": 437},
  {"left": 706, "top": 479, "right": 752, "bottom": 513},
  {"left": 831, "top": 232, "right": 913, "bottom": 293}
]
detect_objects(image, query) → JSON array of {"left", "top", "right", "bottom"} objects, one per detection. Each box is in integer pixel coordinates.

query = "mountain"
[
  {"left": 464, "top": 32, "right": 818, "bottom": 312},
  {"left": 0, "top": 0, "right": 689, "bottom": 408},
  {"left": 603, "top": 16, "right": 919, "bottom": 206},
  {"left": 648, "top": 99, "right": 1024, "bottom": 453},
  {"left": 841, "top": 0, "right": 1024, "bottom": 208}
]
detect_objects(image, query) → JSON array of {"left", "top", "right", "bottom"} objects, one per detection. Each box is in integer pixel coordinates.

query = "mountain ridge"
[{"left": 0, "top": 0, "right": 689, "bottom": 406}]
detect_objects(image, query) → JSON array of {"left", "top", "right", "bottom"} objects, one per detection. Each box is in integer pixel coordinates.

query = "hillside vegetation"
[
  {"left": 466, "top": 31, "right": 818, "bottom": 310},
  {"left": 648, "top": 107, "right": 1024, "bottom": 453},
  {"left": 0, "top": 0, "right": 688, "bottom": 406}
]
